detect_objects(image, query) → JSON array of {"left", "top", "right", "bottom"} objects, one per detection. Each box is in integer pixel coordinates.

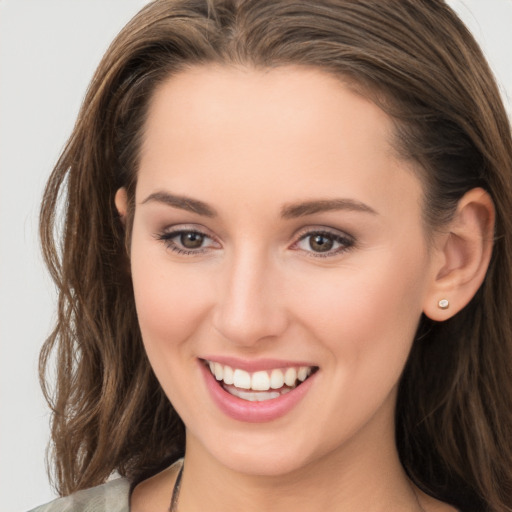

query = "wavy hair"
[{"left": 39, "top": 1, "right": 512, "bottom": 510}]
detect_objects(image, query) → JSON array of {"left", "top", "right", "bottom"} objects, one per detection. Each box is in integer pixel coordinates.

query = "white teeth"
[
  {"left": 225, "top": 387, "right": 281, "bottom": 401},
  {"left": 251, "top": 371, "right": 270, "bottom": 391},
  {"left": 223, "top": 365, "right": 234, "bottom": 385},
  {"left": 233, "top": 369, "right": 251, "bottom": 389},
  {"left": 270, "top": 369, "right": 285, "bottom": 389},
  {"left": 214, "top": 362, "right": 223, "bottom": 381},
  {"left": 297, "top": 366, "right": 311, "bottom": 382},
  {"left": 206, "top": 360, "right": 315, "bottom": 396},
  {"left": 284, "top": 367, "right": 297, "bottom": 386}
]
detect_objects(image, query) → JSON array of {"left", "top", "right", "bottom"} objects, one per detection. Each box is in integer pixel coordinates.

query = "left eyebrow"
[
  {"left": 141, "top": 191, "right": 217, "bottom": 217},
  {"left": 281, "top": 198, "right": 378, "bottom": 219}
]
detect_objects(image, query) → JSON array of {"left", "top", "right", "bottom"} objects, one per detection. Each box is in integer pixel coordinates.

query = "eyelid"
[
  {"left": 155, "top": 224, "right": 221, "bottom": 254},
  {"left": 290, "top": 226, "right": 355, "bottom": 257},
  {"left": 154, "top": 223, "right": 355, "bottom": 257}
]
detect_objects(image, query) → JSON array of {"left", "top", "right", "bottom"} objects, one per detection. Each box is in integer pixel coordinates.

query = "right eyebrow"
[
  {"left": 281, "top": 198, "right": 378, "bottom": 219},
  {"left": 140, "top": 191, "right": 217, "bottom": 217}
]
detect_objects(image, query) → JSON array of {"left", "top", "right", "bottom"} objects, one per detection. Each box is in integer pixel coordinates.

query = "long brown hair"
[{"left": 39, "top": 1, "right": 512, "bottom": 510}]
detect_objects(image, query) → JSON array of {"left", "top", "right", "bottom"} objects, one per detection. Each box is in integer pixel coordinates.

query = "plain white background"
[{"left": 0, "top": 1, "right": 511, "bottom": 511}]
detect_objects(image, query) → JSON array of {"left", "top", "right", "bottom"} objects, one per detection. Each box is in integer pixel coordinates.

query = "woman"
[{"left": 32, "top": 0, "right": 512, "bottom": 511}]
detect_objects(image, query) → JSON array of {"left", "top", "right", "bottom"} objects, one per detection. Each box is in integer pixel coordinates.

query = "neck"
[{"left": 178, "top": 427, "right": 422, "bottom": 512}]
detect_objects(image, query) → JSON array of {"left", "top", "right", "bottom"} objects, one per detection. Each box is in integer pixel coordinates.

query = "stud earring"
[{"left": 438, "top": 299, "right": 449, "bottom": 310}]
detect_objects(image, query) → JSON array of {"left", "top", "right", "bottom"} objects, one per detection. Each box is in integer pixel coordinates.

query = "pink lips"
[{"left": 199, "top": 359, "right": 317, "bottom": 423}]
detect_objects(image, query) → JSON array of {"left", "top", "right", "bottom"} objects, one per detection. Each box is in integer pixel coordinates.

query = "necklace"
[
  {"left": 168, "top": 463, "right": 426, "bottom": 512},
  {"left": 169, "top": 461, "right": 184, "bottom": 512}
]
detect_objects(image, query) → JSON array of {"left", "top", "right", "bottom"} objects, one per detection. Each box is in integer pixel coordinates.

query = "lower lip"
[{"left": 200, "top": 362, "right": 317, "bottom": 423}]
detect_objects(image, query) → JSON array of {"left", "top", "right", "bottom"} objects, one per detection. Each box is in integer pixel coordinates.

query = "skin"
[{"left": 118, "top": 65, "right": 493, "bottom": 511}]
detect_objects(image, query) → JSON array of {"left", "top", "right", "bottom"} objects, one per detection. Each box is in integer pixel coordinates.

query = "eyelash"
[
  {"left": 156, "top": 228, "right": 218, "bottom": 255},
  {"left": 156, "top": 227, "right": 355, "bottom": 258},
  {"left": 292, "top": 229, "right": 355, "bottom": 258}
]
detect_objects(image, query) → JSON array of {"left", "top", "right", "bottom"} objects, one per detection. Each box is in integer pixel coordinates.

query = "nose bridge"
[{"left": 212, "top": 242, "right": 288, "bottom": 346}]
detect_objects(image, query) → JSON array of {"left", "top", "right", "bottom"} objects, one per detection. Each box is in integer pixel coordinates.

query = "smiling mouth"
[{"left": 204, "top": 360, "right": 318, "bottom": 402}]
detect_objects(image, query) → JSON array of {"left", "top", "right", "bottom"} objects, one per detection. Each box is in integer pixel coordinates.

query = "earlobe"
[
  {"left": 423, "top": 188, "right": 494, "bottom": 321},
  {"left": 115, "top": 187, "right": 128, "bottom": 224}
]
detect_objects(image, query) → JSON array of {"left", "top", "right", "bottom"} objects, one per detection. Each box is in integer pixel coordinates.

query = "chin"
[
  {"left": 220, "top": 449, "right": 313, "bottom": 477},
  {"left": 188, "top": 425, "right": 325, "bottom": 478}
]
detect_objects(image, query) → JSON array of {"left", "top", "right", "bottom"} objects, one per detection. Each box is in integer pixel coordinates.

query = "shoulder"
[{"left": 27, "top": 478, "right": 130, "bottom": 512}]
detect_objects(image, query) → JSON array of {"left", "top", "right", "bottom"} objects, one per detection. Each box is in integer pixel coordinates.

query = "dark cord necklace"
[{"left": 169, "top": 462, "right": 184, "bottom": 512}]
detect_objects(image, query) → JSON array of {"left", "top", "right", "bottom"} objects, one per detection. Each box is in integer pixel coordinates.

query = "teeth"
[
  {"left": 298, "top": 366, "right": 311, "bottom": 382},
  {"left": 214, "top": 362, "right": 223, "bottom": 381},
  {"left": 223, "top": 365, "right": 234, "bottom": 385},
  {"left": 226, "top": 387, "right": 281, "bottom": 401},
  {"left": 270, "top": 369, "right": 284, "bottom": 389},
  {"left": 251, "top": 371, "right": 270, "bottom": 391},
  {"left": 206, "top": 361, "right": 315, "bottom": 395},
  {"left": 284, "top": 367, "right": 297, "bottom": 386},
  {"left": 233, "top": 369, "right": 251, "bottom": 389}
]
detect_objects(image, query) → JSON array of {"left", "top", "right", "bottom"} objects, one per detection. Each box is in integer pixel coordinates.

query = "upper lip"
[{"left": 200, "top": 356, "right": 317, "bottom": 372}]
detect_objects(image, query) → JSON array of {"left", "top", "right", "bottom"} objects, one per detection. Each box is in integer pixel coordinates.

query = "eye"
[
  {"left": 178, "top": 231, "right": 205, "bottom": 249},
  {"left": 156, "top": 228, "right": 220, "bottom": 255},
  {"left": 293, "top": 229, "right": 354, "bottom": 257}
]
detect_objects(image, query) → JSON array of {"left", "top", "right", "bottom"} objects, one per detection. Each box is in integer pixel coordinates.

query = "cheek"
[
  {"left": 289, "top": 249, "right": 430, "bottom": 442},
  {"left": 130, "top": 239, "right": 211, "bottom": 358},
  {"left": 291, "top": 247, "right": 429, "bottom": 366}
]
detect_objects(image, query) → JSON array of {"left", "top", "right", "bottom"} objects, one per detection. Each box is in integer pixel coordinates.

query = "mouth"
[{"left": 203, "top": 359, "right": 319, "bottom": 402}]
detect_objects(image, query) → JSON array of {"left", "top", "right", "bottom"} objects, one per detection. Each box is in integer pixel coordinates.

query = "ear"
[
  {"left": 115, "top": 187, "right": 128, "bottom": 224},
  {"left": 423, "top": 188, "right": 495, "bottom": 321}
]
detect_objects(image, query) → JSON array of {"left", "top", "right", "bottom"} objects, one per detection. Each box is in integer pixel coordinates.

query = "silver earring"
[{"left": 438, "top": 299, "right": 449, "bottom": 310}]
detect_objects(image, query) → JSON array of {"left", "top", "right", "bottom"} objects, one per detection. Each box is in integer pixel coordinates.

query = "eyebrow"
[
  {"left": 141, "top": 191, "right": 217, "bottom": 217},
  {"left": 141, "top": 192, "right": 377, "bottom": 219},
  {"left": 281, "top": 198, "right": 378, "bottom": 219}
]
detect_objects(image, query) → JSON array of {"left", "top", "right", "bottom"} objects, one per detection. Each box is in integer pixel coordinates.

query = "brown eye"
[
  {"left": 294, "top": 229, "right": 354, "bottom": 257},
  {"left": 309, "top": 234, "right": 334, "bottom": 252},
  {"left": 158, "top": 227, "right": 220, "bottom": 255},
  {"left": 180, "top": 232, "right": 205, "bottom": 249}
]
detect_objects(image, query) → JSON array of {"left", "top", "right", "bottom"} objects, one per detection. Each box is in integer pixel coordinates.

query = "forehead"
[
  {"left": 141, "top": 64, "right": 395, "bottom": 161},
  {"left": 137, "top": 65, "right": 422, "bottom": 221}
]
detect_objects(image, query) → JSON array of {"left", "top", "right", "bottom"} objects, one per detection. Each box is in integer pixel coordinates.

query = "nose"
[{"left": 212, "top": 246, "right": 289, "bottom": 347}]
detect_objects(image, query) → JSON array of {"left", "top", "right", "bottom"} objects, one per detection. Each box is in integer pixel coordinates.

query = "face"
[{"left": 124, "top": 65, "right": 438, "bottom": 477}]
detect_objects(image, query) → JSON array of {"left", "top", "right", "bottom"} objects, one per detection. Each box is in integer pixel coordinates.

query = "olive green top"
[{"left": 28, "top": 478, "right": 130, "bottom": 512}]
